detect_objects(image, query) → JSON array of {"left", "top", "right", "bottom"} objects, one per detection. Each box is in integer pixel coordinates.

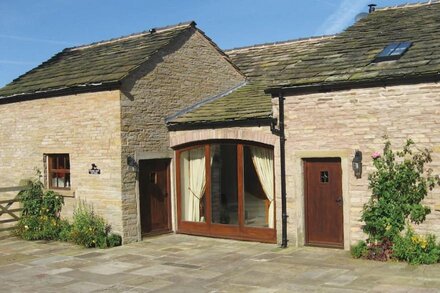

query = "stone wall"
[
  {"left": 0, "top": 91, "right": 123, "bottom": 234},
  {"left": 120, "top": 28, "right": 245, "bottom": 242},
  {"left": 280, "top": 82, "right": 440, "bottom": 248}
]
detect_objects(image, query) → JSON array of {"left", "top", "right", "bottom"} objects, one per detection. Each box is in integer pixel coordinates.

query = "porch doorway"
[
  {"left": 304, "top": 158, "right": 343, "bottom": 248},
  {"left": 176, "top": 142, "right": 276, "bottom": 243},
  {"left": 139, "top": 159, "right": 171, "bottom": 235}
]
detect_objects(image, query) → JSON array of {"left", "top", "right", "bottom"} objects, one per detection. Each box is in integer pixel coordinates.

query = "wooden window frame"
[
  {"left": 48, "top": 154, "right": 71, "bottom": 190},
  {"left": 176, "top": 140, "right": 276, "bottom": 243}
]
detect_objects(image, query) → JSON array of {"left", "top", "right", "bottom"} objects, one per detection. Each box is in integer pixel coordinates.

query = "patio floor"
[{"left": 1, "top": 233, "right": 440, "bottom": 292}]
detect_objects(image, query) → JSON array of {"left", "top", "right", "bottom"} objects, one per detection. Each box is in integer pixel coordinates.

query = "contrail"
[{"left": 316, "top": 0, "right": 369, "bottom": 35}]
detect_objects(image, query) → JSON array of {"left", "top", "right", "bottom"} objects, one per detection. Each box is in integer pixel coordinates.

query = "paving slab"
[{"left": 2, "top": 234, "right": 440, "bottom": 292}]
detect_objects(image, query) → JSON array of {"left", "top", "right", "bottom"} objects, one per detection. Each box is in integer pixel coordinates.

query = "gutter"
[
  {"left": 167, "top": 117, "right": 272, "bottom": 131},
  {"left": 264, "top": 74, "right": 440, "bottom": 96},
  {"left": 0, "top": 81, "right": 121, "bottom": 105},
  {"left": 270, "top": 91, "right": 288, "bottom": 248}
]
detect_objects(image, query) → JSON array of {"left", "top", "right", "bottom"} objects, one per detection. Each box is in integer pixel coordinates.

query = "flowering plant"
[
  {"left": 362, "top": 138, "right": 439, "bottom": 242},
  {"left": 392, "top": 226, "right": 440, "bottom": 264},
  {"left": 352, "top": 138, "right": 440, "bottom": 264},
  {"left": 15, "top": 171, "right": 65, "bottom": 240},
  {"left": 371, "top": 151, "right": 381, "bottom": 159}
]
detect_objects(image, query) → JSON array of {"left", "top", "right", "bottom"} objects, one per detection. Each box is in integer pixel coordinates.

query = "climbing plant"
[
  {"left": 362, "top": 138, "right": 439, "bottom": 242},
  {"left": 352, "top": 138, "right": 440, "bottom": 263}
]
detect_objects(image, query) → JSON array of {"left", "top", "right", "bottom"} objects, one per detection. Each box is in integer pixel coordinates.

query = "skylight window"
[{"left": 374, "top": 41, "right": 412, "bottom": 62}]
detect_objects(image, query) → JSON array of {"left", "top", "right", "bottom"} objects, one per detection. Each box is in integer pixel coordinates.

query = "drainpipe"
[{"left": 271, "top": 91, "right": 288, "bottom": 248}]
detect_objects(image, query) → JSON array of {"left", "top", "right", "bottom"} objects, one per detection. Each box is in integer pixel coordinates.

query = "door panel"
[
  {"left": 304, "top": 158, "right": 343, "bottom": 248},
  {"left": 139, "top": 159, "right": 170, "bottom": 235}
]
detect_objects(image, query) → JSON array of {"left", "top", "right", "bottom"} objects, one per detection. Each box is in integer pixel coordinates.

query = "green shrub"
[
  {"left": 70, "top": 201, "right": 121, "bottom": 248},
  {"left": 14, "top": 171, "right": 121, "bottom": 249},
  {"left": 107, "top": 233, "right": 122, "bottom": 248},
  {"left": 364, "top": 238, "right": 394, "bottom": 262},
  {"left": 58, "top": 219, "right": 72, "bottom": 242},
  {"left": 351, "top": 241, "right": 368, "bottom": 258},
  {"left": 362, "top": 138, "right": 440, "bottom": 242},
  {"left": 393, "top": 227, "right": 440, "bottom": 265},
  {"left": 15, "top": 171, "right": 65, "bottom": 240}
]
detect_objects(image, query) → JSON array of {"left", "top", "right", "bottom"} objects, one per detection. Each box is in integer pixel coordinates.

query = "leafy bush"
[
  {"left": 351, "top": 241, "right": 368, "bottom": 259},
  {"left": 70, "top": 201, "right": 121, "bottom": 248},
  {"left": 107, "top": 233, "right": 122, "bottom": 247},
  {"left": 15, "top": 171, "right": 65, "bottom": 240},
  {"left": 58, "top": 219, "right": 72, "bottom": 242},
  {"left": 362, "top": 138, "right": 439, "bottom": 242},
  {"left": 352, "top": 138, "right": 440, "bottom": 264},
  {"left": 363, "top": 238, "right": 393, "bottom": 262},
  {"left": 393, "top": 227, "right": 440, "bottom": 265}
]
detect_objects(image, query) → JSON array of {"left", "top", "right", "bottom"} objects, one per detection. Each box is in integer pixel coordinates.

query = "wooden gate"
[{"left": 0, "top": 186, "right": 24, "bottom": 232}]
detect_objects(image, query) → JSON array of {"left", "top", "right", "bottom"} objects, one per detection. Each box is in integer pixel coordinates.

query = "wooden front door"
[
  {"left": 139, "top": 159, "right": 171, "bottom": 235},
  {"left": 304, "top": 158, "right": 343, "bottom": 248}
]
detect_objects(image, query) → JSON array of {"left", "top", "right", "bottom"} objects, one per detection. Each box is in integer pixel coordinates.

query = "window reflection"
[{"left": 211, "top": 144, "right": 238, "bottom": 225}]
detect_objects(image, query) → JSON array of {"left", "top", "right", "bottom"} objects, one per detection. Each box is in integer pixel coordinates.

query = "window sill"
[{"left": 46, "top": 188, "right": 75, "bottom": 198}]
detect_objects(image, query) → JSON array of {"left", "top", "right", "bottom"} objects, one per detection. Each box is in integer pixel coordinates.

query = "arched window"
[{"left": 176, "top": 141, "right": 275, "bottom": 242}]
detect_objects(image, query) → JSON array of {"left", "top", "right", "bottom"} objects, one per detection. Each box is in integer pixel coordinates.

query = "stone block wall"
[
  {"left": 279, "top": 82, "right": 440, "bottom": 248},
  {"left": 119, "top": 28, "right": 245, "bottom": 242},
  {"left": 0, "top": 91, "right": 123, "bottom": 234}
]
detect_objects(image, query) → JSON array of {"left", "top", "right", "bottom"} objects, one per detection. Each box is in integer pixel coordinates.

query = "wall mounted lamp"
[
  {"left": 352, "top": 150, "right": 363, "bottom": 179},
  {"left": 127, "top": 156, "right": 139, "bottom": 172}
]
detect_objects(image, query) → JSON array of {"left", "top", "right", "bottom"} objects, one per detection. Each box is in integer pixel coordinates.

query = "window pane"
[
  {"left": 210, "top": 144, "right": 238, "bottom": 225},
  {"left": 50, "top": 172, "right": 57, "bottom": 188},
  {"left": 48, "top": 154, "right": 70, "bottom": 189},
  {"left": 243, "top": 146, "right": 274, "bottom": 228},
  {"left": 58, "top": 155, "right": 65, "bottom": 169},
  {"left": 65, "top": 173, "right": 71, "bottom": 188},
  {"left": 51, "top": 157, "right": 57, "bottom": 169},
  {"left": 180, "top": 147, "right": 206, "bottom": 222}
]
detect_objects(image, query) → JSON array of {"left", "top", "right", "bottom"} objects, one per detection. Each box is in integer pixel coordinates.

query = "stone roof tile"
[
  {"left": 0, "top": 22, "right": 196, "bottom": 99},
  {"left": 167, "top": 36, "right": 333, "bottom": 126}
]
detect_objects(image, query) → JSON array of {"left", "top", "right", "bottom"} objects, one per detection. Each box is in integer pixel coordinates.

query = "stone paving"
[{"left": 1, "top": 233, "right": 440, "bottom": 292}]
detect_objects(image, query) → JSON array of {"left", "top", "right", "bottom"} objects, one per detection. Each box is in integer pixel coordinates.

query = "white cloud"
[{"left": 316, "top": 0, "right": 370, "bottom": 35}]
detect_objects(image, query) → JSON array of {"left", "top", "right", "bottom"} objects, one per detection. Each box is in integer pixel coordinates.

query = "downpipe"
[{"left": 271, "top": 91, "right": 288, "bottom": 248}]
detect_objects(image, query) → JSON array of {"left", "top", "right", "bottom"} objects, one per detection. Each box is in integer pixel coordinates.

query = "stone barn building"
[
  {"left": 0, "top": 22, "right": 244, "bottom": 243},
  {"left": 3, "top": 2, "right": 440, "bottom": 249}
]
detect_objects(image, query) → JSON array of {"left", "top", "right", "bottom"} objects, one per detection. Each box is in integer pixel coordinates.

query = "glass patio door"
[
  {"left": 210, "top": 144, "right": 238, "bottom": 225},
  {"left": 177, "top": 142, "right": 276, "bottom": 243}
]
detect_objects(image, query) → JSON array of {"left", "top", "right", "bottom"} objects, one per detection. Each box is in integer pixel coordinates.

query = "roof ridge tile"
[
  {"left": 69, "top": 21, "right": 196, "bottom": 51},
  {"left": 377, "top": 0, "right": 440, "bottom": 11}
]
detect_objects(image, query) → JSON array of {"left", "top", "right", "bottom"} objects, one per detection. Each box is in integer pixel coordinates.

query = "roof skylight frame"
[{"left": 374, "top": 41, "right": 412, "bottom": 62}]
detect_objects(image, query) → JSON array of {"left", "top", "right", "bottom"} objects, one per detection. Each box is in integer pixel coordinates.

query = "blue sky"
[{"left": 0, "top": 0, "right": 424, "bottom": 87}]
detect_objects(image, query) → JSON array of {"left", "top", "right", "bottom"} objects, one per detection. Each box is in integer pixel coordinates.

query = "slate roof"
[
  {"left": 0, "top": 21, "right": 234, "bottom": 100},
  {"left": 166, "top": 36, "right": 333, "bottom": 127},
  {"left": 168, "top": 1, "right": 440, "bottom": 127},
  {"left": 267, "top": 1, "right": 440, "bottom": 91}
]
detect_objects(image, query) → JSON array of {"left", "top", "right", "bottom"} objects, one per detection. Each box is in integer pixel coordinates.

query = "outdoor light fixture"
[
  {"left": 127, "top": 156, "right": 138, "bottom": 171},
  {"left": 352, "top": 150, "right": 363, "bottom": 179}
]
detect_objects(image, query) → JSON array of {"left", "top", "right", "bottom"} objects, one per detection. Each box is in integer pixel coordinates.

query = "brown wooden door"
[
  {"left": 139, "top": 159, "right": 170, "bottom": 235},
  {"left": 304, "top": 158, "right": 343, "bottom": 248}
]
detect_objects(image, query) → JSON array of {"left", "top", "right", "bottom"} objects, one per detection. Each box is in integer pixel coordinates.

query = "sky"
[{"left": 0, "top": 0, "right": 425, "bottom": 87}]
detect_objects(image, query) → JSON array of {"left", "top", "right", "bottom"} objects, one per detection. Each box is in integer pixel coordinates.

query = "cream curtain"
[
  {"left": 181, "top": 147, "right": 206, "bottom": 222},
  {"left": 250, "top": 146, "right": 274, "bottom": 228}
]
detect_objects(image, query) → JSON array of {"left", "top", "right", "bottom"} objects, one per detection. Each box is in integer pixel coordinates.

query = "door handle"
[{"left": 336, "top": 196, "right": 343, "bottom": 206}]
